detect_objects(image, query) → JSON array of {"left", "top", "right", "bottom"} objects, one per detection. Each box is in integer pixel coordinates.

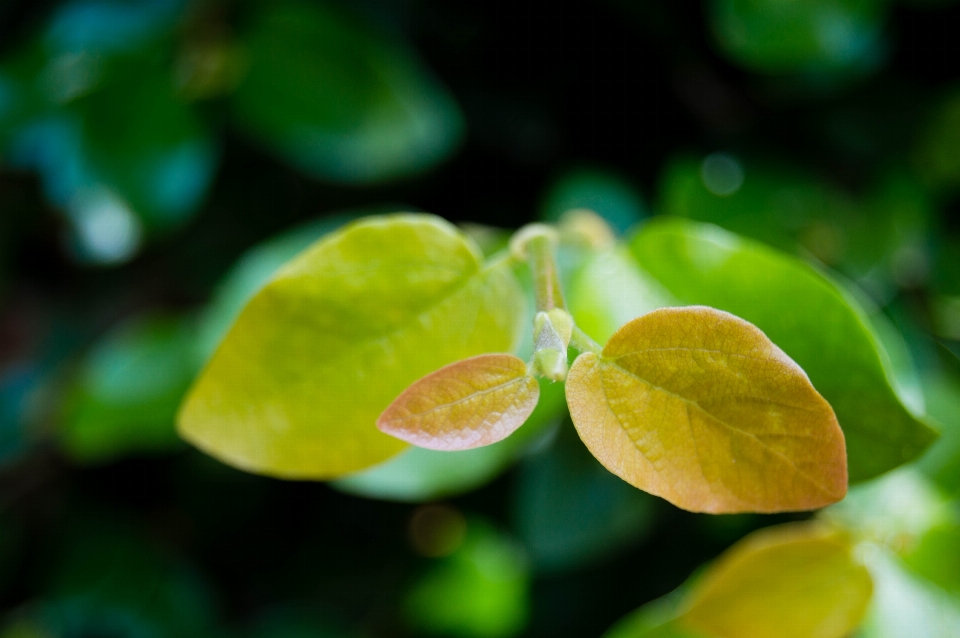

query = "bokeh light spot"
[
  {"left": 70, "top": 188, "right": 142, "bottom": 264},
  {"left": 408, "top": 504, "right": 467, "bottom": 558},
  {"left": 700, "top": 152, "right": 745, "bottom": 197}
]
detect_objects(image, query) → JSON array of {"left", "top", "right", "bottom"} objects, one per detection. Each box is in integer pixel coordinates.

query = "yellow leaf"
[
  {"left": 378, "top": 354, "right": 540, "bottom": 451},
  {"left": 565, "top": 306, "right": 847, "bottom": 513},
  {"left": 178, "top": 215, "right": 525, "bottom": 479},
  {"left": 680, "top": 523, "right": 873, "bottom": 638}
]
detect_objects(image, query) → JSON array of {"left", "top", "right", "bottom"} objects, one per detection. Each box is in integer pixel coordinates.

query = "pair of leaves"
[
  {"left": 378, "top": 304, "right": 846, "bottom": 513},
  {"left": 179, "top": 215, "right": 526, "bottom": 478},
  {"left": 605, "top": 523, "right": 873, "bottom": 638}
]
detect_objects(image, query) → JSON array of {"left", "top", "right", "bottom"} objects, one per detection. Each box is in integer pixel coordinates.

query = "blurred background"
[{"left": 2, "top": 0, "right": 960, "bottom": 636}]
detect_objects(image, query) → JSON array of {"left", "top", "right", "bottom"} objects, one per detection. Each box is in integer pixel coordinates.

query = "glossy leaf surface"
[
  {"left": 630, "top": 218, "right": 937, "bottom": 482},
  {"left": 179, "top": 215, "right": 525, "bottom": 479},
  {"left": 195, "top": 212, "right": 366, "bottom": 360},
  {"left": 378, "top": 354, "right": 539, "bottom": 451},
  {"left": 566, "top": 306, "right": 847, "bottom": 513},
  {"left": 334, "top": 380, "right": 566, "bottom": 502},
  {"left": 681, "top": 524, "right": 873, "bottom": 638}
]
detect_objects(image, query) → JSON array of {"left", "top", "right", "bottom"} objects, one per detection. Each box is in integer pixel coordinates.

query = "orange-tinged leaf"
[
  {"left": 378, "top": 354, "right": 540, "bottom": 451},
  {"left": 565, "top": 306, "right": 847, "bottom": 513},
  {"left": 680, "top": 523, "right": 872, "bottom": 638}
]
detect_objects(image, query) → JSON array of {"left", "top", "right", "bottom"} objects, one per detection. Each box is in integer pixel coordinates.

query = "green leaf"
[
  {"left": 541, "top": 167, "right": 646, "bottom": 235},
  {"left": 680, "top": 523, "right": 873, "bottom": 638},
  {"left": 627, "top": 218, "right": 937, "bottom": 482},
  {"left": 405, "top": 521, "right": 529, "bottom": 638},
  {"left": 179, "top": 214, "right": 526, "bottom": 479},
  {"left": 856, "top": 545, "right": 960, "bottom": 638},
  {"left": 917, "top": 369, "right": 960, "bottom": 493},
  {"left": 332, "top": 379, "right": 566, "bottom": 502},
  {"left": 902, "top": 522, "right": 960, "bottom": 597},
  {"left": 71, "top": 54, "right": 217, "bottom": 229},
  {"left": 0, "top": 42, "right": 216, "bottom": 265},
  {"left": 231, "top": 1, "right": 463, "bottom": 184},
  {"left": 822, "top": 469, "right": 950, "bottom": 547},
  {"left": 915, "top": 88, "right": 960, "bottom": 193},
  {"left": 603, "top": 591, "right": 706, "bottom": 638},
  {"left": 566, "top": 306, "right": 847, "bottom": 513},
  {"left": 60, "top": 314, "right": 198, "bottom": 464},
  {"left": 707, "top": 0, "right": 888, "bottom": 75},
  {"left": 513, "top": 421, "right": 657, "bottom": 573},
  {"left": 568, "top": 246, "right": 675, "bottom": 345}
]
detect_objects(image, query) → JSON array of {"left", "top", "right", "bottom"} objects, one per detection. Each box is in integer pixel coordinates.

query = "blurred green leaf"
[
  {"left": 916, "top": 369, "right": 960, "bottom": 493},
  {"left": 659, "top": 155, "right": 851, "bottom": 266},
  {"left": 231, "top": 1, "right": 463, "bottom": 184},
  {"left": 661, "top": 157, "right": 934, "bottom": 299},
  {"left": 915, "top": 88, "right": 960, "bottom": 193},
  {"left": 179, "top": 215, "right": 526, "bottom": 479},
  {"left": 60, "top": 314, "right": 198, "bottom": 464},
  {"left": 541, "top": 168, "right": 646, "bottom": 235},
  {"left": 708, "top": 0, "right": 888, "bottom": 76},
  {"left": 605, "top": 524, "right": 872, "bottom": 638},
  {"left": 568, "top": 246, "right": 674, "bottom": 345},
  {"left": 625, "top": 218, "right": 937, "bottom": 482},
  {"left": 823, "top": 469, "right": 950, "bottom": 548},
  {"left": 0, "top": 364, "right": 43, "bottom": 467},
  {"left": 680, "top": 523, "right": 872, "bottom": 638},
  {"left": 901, "top": 521, "right": 960, "bottom": 596},
  {"left": 406, "top": 521, "right": 529, "bottom": 638},
  {"left": 70, "top": 55, "right": 217, "bottom": 228},
  {"left": 2, "top": 520, "right": 216, "bottom": 638},
  {"left": 44, "top": 0, "right": 185, "bottom": 54},
  {"left": 856, "top": 545, "right": 960, "bottom": 638},
  {"left": 603, "top": 591, "right": 705, "bottom": 638},
  {"left": 333, "top": 379, "right": 565, "bottom": 502},
  {"left": 512, "top": 419, "right": 656, "bottom": 573},
  {"left": 0, "top": 6, "right": 217, "bottom": 263}
]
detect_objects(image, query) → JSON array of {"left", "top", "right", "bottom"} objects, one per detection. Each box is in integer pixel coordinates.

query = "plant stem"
[
  {"left": 527, "top": 234, "right": 565, "bottom": 312},
  {"left": 570, "top": 326, "right": 602, "bottom": 355}
]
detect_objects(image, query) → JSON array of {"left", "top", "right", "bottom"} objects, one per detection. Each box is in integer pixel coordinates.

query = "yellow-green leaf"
[
  {"left": 178, "top": 214, "right": 525, "bottom": 479},
  {"left": 565, "top": 306, "right": 847, "bottom": 513},
  {"left": 378, "top": 354, "right": 539, "bottom": 451},
  {"left": 680, "top": 523, "right": 873, "bottom": 638}
]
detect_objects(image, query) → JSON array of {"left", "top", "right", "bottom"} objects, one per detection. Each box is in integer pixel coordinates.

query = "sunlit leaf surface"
[
  {"left": 629, "top": 218, "right": 937, "bottom": 482},
  {"left": 681, "top": 523, "right": 872, "bottom": 638},
  {"left": 566, "top": 306, "right": 847, "bottom": 513},
  {"left": 178, "top": 215, "right": 525, "bottom": 478},
  {"left": 378, "top": 354, "right": 538, "bottom": 451},
  {"left": 333, "top": 380, "right": 566, "bottom": 502}
]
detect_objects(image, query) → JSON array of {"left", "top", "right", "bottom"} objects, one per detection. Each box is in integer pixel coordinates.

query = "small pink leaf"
[{"left": 377, "top": 354, "right": 540, "bottom": 451}]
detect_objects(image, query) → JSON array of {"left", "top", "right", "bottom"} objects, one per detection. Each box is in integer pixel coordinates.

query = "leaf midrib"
[{"left": 597, "top": 356, "right": 840, "bottom": 501}]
